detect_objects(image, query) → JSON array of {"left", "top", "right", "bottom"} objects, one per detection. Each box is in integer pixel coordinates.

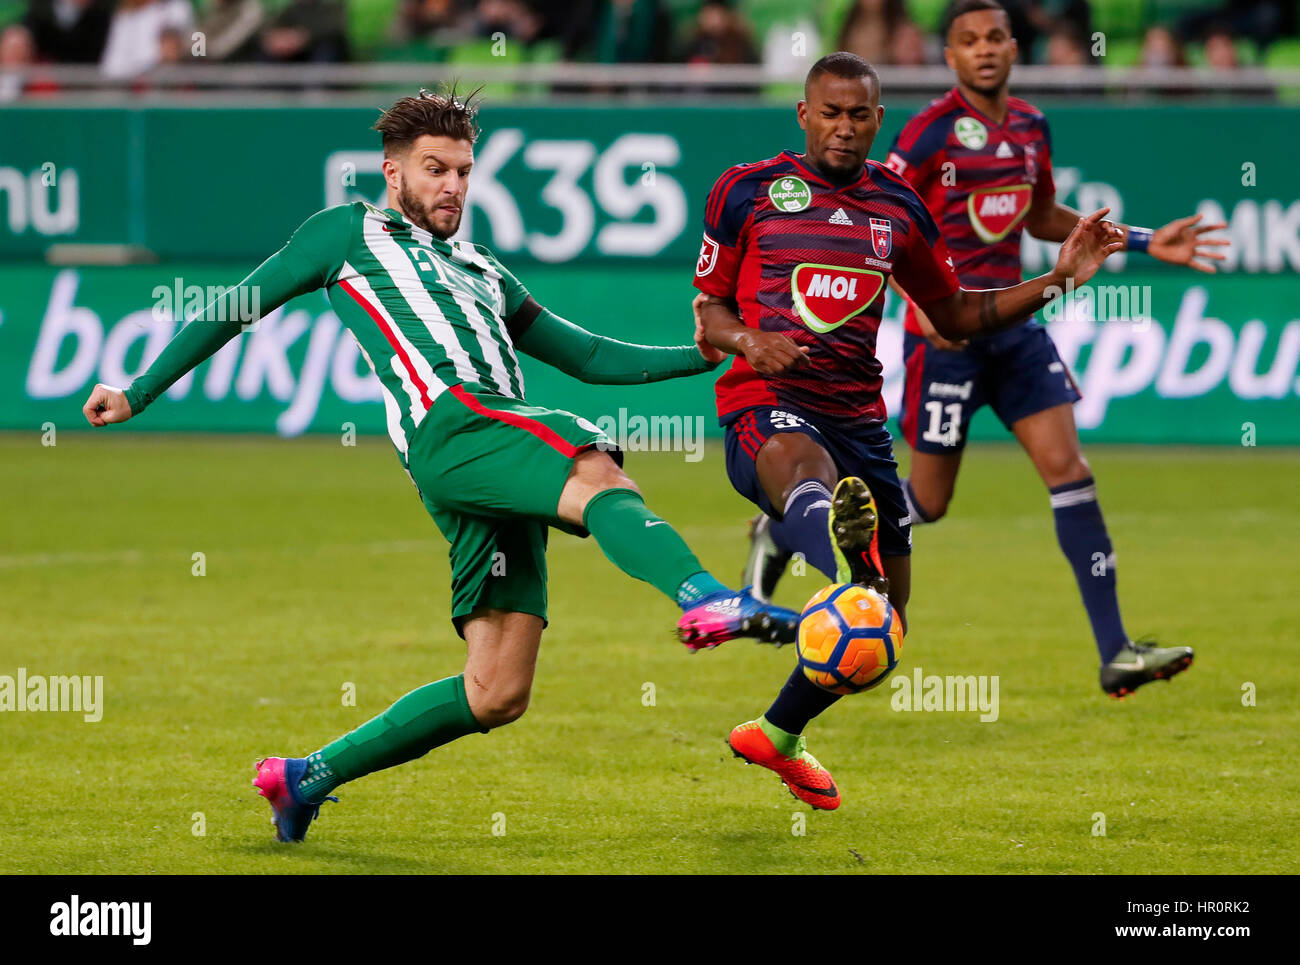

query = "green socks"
[
  {"left": 758, "top": 715, "right": 801, "bottom": 757},
  {"left": 297, "top": 674, "right": 486, "bottom": 803},
  {"left": 582, "top": 487, "right": 727, "bottom": 607}
]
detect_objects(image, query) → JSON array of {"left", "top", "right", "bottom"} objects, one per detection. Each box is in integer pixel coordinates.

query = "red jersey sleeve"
[
  {"left": 1031, "top": 115, "right": 1056, "bottom": 205},
  {"left": 893, "top": 201, "right": 961, "bottom": 311},
  {"left": 693, "top": 165, "right": 756, "bottom": 299},
  {"left": 885, "top": 111, "right": 949, "bottom": 195}
]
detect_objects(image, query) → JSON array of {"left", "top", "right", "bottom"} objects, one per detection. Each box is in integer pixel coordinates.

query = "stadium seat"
[
  {"left": 374, "top": 38, "right": 450, "bottom": 63},
  {"left": 1147, "top": 0, "right": 1219, "bottom": 25},
  {"left": 821, "top": 0, "right": 852, "bottom": 48},
  {"left": 1090, "top": 0, "right": 1148, "bottom": 42},
  {"left": 1264, "top": 37, "right": 1300, "bottom": 68},
  {"left": 1265, "top": 37, "right": 1300, "bottom": 103},
  {"left": 1101, "top": 37, "right": 1142, "bottom": 68},
  {"left": 0, "top": 0, "right": 24, "bottom": 27},
  {"left": 906, "top": 0, "right": 950, "bottom": 33},
  {"left": 448, "top": 37, "right": 522, "bottom": 101},
  {"left": 742, "top": 0, "right": 805, "bottom": 47},
  {"left": 348, "top": 0, "right": 401, "bottom": 59}
]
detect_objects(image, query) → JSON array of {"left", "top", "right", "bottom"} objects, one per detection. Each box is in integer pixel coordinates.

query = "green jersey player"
[{"left": 81, "top": 89, "right": 801, "bottom": 843}]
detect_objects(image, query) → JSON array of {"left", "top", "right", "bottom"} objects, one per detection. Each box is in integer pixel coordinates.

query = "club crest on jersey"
[
  {"left": 768, "top": 176, "right": 812, "bottom": 213},
  {"left": 790, "top": 263, "right": 885, "bottom": 334},
  {"left": 869, "top": 218, "right": 893, "bottom": 259},
  {"left": 697, "top": 234, "right": 720, "bottom": 276},
  {"left": 954, "top": 116, "right": 988, "bottom": 150},
  {"left": 966, "top": 183, "right": 1032, "bottom": 243}
]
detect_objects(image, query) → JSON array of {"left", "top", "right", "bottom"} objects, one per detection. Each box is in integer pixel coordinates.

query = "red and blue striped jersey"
[
  {"left": 693, "top": 149, "right": 959, "bottom": 424},
  {"left": 885, "top": 88, "right": 1055, "bottom": 336}
]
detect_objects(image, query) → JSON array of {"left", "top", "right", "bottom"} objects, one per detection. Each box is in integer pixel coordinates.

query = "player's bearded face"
[
  {"left": 799, "top": 75, "right": 882, "bottom": 180},
  {"left": 946, "top": 11, "right": 1017, "bottom": 95},
  {"left": 390, "top": 136, "right": 473, "bottom": 239}
]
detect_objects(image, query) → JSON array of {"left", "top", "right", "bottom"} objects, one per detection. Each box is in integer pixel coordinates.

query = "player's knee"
[
  {"left": 1040, "top": 451, "right": 1091, "bottom": 488},
  {"left": 475, "top": 688, "right": 531, "bottom": 729},
  {"left": 923, "top": 495, "right": 950, "bottom": 521},
  {"left": 913, "top": 489, "right": 950, "bottom": 522}
]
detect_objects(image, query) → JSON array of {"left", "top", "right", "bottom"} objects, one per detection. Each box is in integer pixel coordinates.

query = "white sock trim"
[
  {"left": 1050, "top": 484, "right": 1098, "bottom": 509},
  {"left": 784, "top": 480, "right": 832, "bottom": 515}
]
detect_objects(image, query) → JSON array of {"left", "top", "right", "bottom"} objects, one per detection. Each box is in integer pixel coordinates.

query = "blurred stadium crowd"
[{"left": 1, "top": 0, "right": 1298, "bottom": 93}]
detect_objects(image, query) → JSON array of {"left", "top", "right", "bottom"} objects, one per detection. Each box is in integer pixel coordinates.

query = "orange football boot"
[{"left": 728, "top": 719, "right": 841, "bottom": 810}]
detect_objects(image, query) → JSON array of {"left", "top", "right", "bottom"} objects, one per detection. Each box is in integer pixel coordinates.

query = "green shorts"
[{"left": 405, "top": 385, "right": 618, "bottom": 635}]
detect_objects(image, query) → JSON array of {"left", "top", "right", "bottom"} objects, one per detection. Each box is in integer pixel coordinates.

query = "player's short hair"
[
  {"left": 943, "top": 0, "right": 1010, "bottom": 38},
  {"left": 804, "top": 52, "right": 880, "bottom": 101},
  {"left": 373, "top": 84, "right": 482, "bottom": 156}
]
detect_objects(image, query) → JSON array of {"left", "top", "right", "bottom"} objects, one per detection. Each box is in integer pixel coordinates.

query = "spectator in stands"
[
  {"left": 681, "top": 0, "right": 757, "bottom": 66},
  {"left": 1138, "top": 24, "right": 1187, "bottom": 67},
  {"left": 837, "top": 0, "right": 907, "bottom": 65},
  {"left": 1203, "top": 23, "right": 1241, "bottom": 69},
  {"left": 1044, "top": 20, "right": 1091, "bottom": 65},
  {"left": 398, "top": 0, "right": 473, "bottom": 42},
  {"left": 158, "top": 23, "right": 185, "bottom": 62},
  {"left": 1023, "top": 0, "right": 1091, "bottom": 60},
  {"left": 100, "top": 0, "right": 194, "bottom": 78},
  {"left": 259, "top": 0, "right": 349, "bottom": 62},
  {"left": 194, "top": 0, "right": 264, "bottom": 61},
  {"left": 25, "top": 0, "right": 113, "bottom": 63},
  {"left": 1180, "top": 0, "right": 1290, "bottom": 51},
  {"left": 563, "top": 0, "right": 671, "bottom": 64},
  {"left": 892, "top": 18, "right": 938, "bottom": 65},
  {"left": 470, "top": 0, "right": 543, "bottom": 44},
  {"left": 1, "top": 23, "right": 35, "bottom": 98}
]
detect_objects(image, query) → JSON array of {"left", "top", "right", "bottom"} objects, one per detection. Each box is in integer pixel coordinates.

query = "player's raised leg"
[
  {"left": 1011, "top": 402, "right": 1193, "bottom": 696},
  {"left": 555, "top": 448, "right": 800, "bottom": 649},
  {"left": 254, "top": 608, "right": 538, "bottom": 843},
  {"left": 726, "top": 418, "right": 910, "bottom": 810}
]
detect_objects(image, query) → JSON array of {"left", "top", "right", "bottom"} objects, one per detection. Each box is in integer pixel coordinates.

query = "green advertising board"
[
  {"left": 1, "top": 104, "right": 1295, "bottom": 270},
  {"left": 2, "top": 263, "right": 1296, "bottom": 444},
  {"left": 1, "top": 103, "right": 1296, "bottom": 443}
]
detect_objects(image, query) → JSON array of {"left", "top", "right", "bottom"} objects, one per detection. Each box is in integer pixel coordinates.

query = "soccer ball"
[{"left": 796, "top": 583, "right": 904, "bottom": 695}]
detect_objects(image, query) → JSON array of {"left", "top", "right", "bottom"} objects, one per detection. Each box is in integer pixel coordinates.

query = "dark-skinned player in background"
[
  {"left": 693, "top": 52, "right": 1125, "bottom": 809},
  {"left": 876, "top": 0, "right": 1221, "bottom": 698}
]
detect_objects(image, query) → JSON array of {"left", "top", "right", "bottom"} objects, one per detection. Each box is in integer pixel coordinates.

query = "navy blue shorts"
[
  {"left": 899, "top": 322, "right": 1081, "bottom": 455},
  {"left": 723, "top": 405, "right": 911, "bottom": 557}
]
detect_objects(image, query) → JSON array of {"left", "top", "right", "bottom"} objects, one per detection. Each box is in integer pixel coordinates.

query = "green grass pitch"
[{"left": 2, "top": 432, "right": 1297, "bottom": 874}]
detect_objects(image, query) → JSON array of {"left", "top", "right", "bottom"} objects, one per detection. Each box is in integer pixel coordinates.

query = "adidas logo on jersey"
[
  {"left": 829, "top": 207, "right": 854, "bottom": 225},
  {"left": 995, "top": 141, "right": 1015, "bottom": 159}
]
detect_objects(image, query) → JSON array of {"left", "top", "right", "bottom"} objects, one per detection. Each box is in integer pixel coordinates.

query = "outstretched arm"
[
  {"left": 1027, "top": 198, "right": 1228, "bottom": 273},
  {"left": 83, "top": 206, "right": 348, "bottom": 425},
  {"left": 513, "top": 299, "right": 722, "bottom": 385},
  {"left": 917, "top": 208, "right": 1125, "bottom": 340},
  {"left": 84, "top": 255, "right": 314, "bottom": 425}
]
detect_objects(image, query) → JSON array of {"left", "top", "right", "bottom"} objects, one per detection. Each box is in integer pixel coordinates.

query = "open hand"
[
  {"left": 1055, "top": 208, "right": 1126, "bottom": 288},
  {"left": 1149, "top": 213, "right": 1230, "bottom": 273}
]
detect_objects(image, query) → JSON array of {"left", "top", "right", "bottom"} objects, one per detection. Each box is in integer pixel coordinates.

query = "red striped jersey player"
[
  {"left": 692, "top": 51, "right": 1125, "bottom": 809},
  {"left": 884, "top": 0, "right": 1224, "bottom": 698}
]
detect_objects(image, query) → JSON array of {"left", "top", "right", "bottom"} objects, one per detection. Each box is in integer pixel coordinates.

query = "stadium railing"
[{"left": 5, "top": 62, "right": 1297, "bottom": 102}]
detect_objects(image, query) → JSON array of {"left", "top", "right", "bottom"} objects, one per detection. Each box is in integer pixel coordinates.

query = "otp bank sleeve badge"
[
  {"left": 869, "top": 218, "right": 893, "bottom": 259},
  {"left": 696, "top": 234, "right": 720, "bottom": 276}
]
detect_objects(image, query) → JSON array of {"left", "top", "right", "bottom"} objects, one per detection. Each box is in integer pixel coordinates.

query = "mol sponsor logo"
[
  {"left": 790, "top": 263, "right": 885, "bottom": 333},
  {"left": 967, "top": 184, "right": 1032, "bottom": 243}
]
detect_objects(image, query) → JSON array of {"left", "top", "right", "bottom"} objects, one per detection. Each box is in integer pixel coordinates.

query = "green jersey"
[{"left": 123, "top": 202, "right": 716, "bottom": 459}]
